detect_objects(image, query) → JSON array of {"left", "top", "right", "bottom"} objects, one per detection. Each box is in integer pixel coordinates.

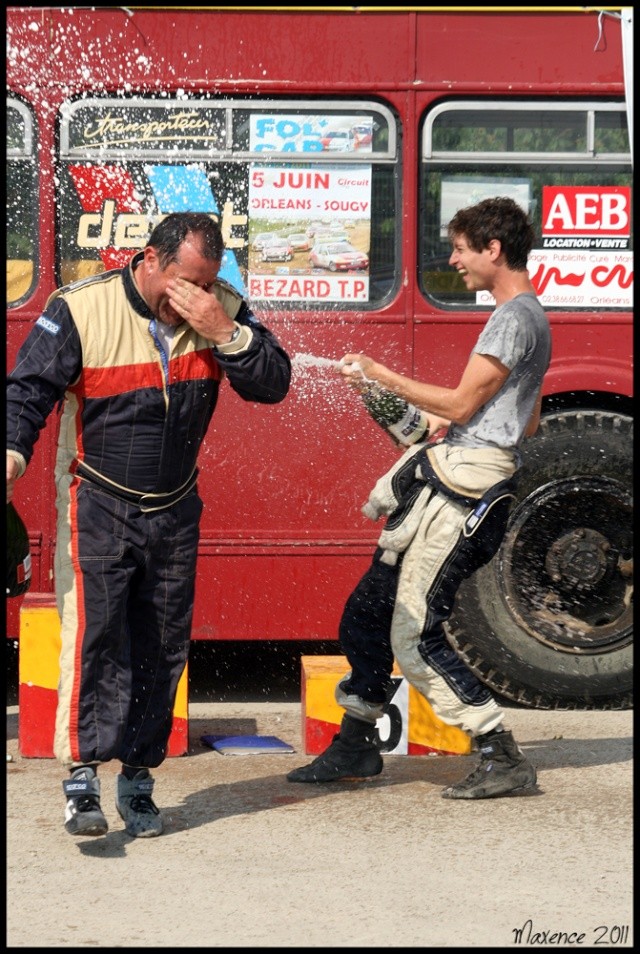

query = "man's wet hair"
[
  {"left": 448, "top": 196, "right": 535, "bottom": 271},
  {"left": 148, "top": 212, "right": 225, "bottom": 269}
]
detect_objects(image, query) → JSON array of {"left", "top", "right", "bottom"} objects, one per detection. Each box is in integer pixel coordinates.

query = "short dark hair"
[
  {"left": 147, "top": 212, "right": 225, "bottom": 269},
  {"left": 447, "top": 196, "right": 534, "bottom": 270}
]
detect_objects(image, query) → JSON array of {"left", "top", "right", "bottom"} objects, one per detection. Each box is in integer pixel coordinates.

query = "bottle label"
[{"left": 387, "top": 406, "right": 429, "bottom": 446}]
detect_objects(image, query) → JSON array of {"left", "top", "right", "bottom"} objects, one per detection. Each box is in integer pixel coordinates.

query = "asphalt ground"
[{"left": 6, "top": 640, "right": 634, "bottom": 949}]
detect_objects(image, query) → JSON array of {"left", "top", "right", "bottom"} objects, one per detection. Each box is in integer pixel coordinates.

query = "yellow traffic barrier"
[
  {"left": 18, "top": 594, "right": 188, "bottom": 758},
  {"left": 301, "top": 656, "right": 471, "bottom": 757}
]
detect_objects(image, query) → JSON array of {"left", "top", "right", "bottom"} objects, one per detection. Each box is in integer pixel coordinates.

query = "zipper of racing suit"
[{"left": 149, "top": 318, "right": 170, "bottom": 410}]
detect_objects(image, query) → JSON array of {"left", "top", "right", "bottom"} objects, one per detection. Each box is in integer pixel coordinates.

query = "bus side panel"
[
  {"left": 9, "top": 9, "right": 417, "bottom": 89},
  {"left": 412, "top": 319, "right": 634, "bottom": 401},
  {"left": 9, "top": 9, "right": 625, "bottom": 92},
  {"left": 416, "top": 12, "right": 624, "bottom": 90},
  {"left": 192, "top": 318, "right": 413, "bottom": 640}
]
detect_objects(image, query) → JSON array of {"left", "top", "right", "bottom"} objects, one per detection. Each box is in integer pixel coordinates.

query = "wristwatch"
[{"left": 227, "top": 324, "right": 241, "bottom": 344}]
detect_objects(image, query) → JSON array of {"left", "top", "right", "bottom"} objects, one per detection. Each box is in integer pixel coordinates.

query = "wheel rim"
[{"left": 499, "top": 476, "right": 633, "bottom": 653}]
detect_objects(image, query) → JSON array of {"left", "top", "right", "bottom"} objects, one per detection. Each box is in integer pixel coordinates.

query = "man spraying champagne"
[{"left": 287, "top": 197, "right": 550, "bottom": 800}]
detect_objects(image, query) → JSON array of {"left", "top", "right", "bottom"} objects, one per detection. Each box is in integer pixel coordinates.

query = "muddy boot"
[
  {"left": 441, "top": 729, "right": 538, "bottom": 800},
  {"left": 287, "top": 715, "right": 383, "bottom": 783}
]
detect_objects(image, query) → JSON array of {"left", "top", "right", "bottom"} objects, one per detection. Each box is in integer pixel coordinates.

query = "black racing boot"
[
  {"left": 116, "top": 768, "right": 164, "bottom": 838},
  {"left": 63, "top": 766, "right": 108, "bottom": 836},
  {"left": 287, "top": 715, "right": 383, "bottom": 783},
  {"left": 441, "top": 729, "right": 538, "bottom": 800}
]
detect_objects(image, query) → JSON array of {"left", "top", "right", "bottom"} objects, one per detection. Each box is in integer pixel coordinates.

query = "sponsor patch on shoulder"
[{"left": 35, "top": 316, "right": 60, "bottom": 335}]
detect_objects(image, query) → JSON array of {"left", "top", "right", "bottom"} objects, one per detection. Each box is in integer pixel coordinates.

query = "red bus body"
[{"left": 6, "top": 7, "right": 633, "bottom": 708}]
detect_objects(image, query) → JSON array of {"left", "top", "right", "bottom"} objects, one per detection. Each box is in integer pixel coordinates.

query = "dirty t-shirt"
[{"left": 445, "top": 292, "right": 551, "bottom": 461}]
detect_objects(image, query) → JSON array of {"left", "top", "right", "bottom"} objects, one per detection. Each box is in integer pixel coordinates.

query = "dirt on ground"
[{"left": 6, "top": 699, "right": 633, "bottom": 949}]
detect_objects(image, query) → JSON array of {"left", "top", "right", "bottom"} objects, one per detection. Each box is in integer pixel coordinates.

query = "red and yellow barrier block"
[
  {"left": 18, "top": 594, "right": 188, "bottom": 758},
  {"left": 301, "top": 656, "right": 471, "bottom": 757}
]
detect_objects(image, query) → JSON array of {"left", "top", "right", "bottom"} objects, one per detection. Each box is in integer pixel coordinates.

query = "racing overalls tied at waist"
[{"left": 338, "top": 439, "right": 520, "bottom": 737}]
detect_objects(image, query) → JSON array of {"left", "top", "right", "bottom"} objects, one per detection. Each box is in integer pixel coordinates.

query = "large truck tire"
[{"left": 445, "top": 410, "right": 633, "bottom": 710}]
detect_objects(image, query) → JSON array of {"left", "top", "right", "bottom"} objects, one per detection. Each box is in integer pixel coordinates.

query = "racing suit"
[
  {"left": 336, "top": 291, "right": 551, "bottom": 738},
  {"left": 6, "top": 254, "right": 291, "bottom": 767}
]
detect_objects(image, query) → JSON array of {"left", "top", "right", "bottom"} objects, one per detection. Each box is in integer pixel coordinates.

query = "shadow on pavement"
[{"left": 72, "top": 726, "right": 632, "bottom": 858}]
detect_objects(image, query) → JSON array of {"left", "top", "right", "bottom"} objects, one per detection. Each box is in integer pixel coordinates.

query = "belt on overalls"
[{"left": 71, "top": 459, "right": 198, "bottom": 512}]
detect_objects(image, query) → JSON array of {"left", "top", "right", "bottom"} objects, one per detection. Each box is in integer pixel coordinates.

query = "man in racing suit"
[
  {"left": 286, "top": 196, "right": 550, "bottom": 800},
  {"left": 6, "top": 213, "right": 291, "bottom": 837}
]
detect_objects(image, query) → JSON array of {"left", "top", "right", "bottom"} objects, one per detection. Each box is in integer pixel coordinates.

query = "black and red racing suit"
[{"left": 6, "top": 254, "right": 291, "bottom": 767}]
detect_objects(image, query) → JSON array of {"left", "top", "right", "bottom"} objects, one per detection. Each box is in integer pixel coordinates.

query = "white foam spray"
[
  {"left": 292, "top": 353, "right": 367, "bottom": 378},
  {"left": 292, "top": 353, "right": 343, "bottom": 370}
]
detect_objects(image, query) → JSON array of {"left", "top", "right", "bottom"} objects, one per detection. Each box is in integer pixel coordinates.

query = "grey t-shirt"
[{"left": 446, "top": 292, "right": 551, "bottom": 459}]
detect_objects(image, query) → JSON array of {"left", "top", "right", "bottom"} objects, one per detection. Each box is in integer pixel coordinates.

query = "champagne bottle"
[
  {"left": 360, "top": 383, "right": 430, "bottom": 446},
  {"left": 6, "top": 501, "right": 32, "bottom": 597}
]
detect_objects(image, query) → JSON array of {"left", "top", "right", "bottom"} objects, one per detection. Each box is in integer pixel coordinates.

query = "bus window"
[
  {"left": 56, "top": 97, "right": 400, "bottom": 307},
  {"left": 7, "top": 98, "right": 38, "bottom": 306},
  {"left": 419, "top": 101, "right": 632, "bottom": 311}
]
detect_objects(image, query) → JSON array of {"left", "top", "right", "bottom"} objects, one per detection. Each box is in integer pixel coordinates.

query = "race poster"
[{"left": 247, "top": 164, "right": 372, "bottom": 303}]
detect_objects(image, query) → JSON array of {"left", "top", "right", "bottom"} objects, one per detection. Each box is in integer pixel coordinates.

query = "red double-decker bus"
[{"left": 7, "top": 6, "right": 633, "bottom": 708}]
